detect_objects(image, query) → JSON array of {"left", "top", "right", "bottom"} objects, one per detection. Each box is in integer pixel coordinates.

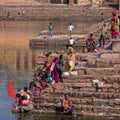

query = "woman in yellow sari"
[
  {"left": 65, "top": 45, "right": 75, "bottom": 71},
  {"left": 68, "top": 50, "right": 75, "bottom": 71}
]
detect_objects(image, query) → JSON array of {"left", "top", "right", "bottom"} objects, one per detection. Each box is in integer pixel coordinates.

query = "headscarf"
[{"left": 112, "top": 10, "right": 117, "bottom": 16}]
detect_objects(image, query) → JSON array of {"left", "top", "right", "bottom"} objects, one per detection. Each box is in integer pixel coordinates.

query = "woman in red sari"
[{"left": 111, "top": 10, "right": 119, "bottom": 38}]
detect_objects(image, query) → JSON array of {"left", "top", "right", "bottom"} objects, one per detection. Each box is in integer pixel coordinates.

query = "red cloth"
[
  {"left": 8, "top": 79, "right": 17, "bottom": 100},
  {"left": 41, "top": 80, "right": 47, "bottom": 88}
]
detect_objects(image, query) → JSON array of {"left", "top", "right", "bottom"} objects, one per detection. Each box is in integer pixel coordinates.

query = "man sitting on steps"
[
  {"left": 86, "top": 33, "right": 96, "bottom": 52},
  {"left": 62, "top": 94, "right": 75, "bottom": 115}
]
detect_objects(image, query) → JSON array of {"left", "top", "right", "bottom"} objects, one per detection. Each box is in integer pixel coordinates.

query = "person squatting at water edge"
[{"left": 12, "top": 87, "right": 33, "bottom": 113}]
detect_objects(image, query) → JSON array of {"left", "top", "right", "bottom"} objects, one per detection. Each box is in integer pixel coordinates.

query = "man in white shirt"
[
  {"left": 69, "top": 37, "right": 74, "bottom": 45},
  {"left": 68, "top": 23, "right": 74, "bottom": 37}
]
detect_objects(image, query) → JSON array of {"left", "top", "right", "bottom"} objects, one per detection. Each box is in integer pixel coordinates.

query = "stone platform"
[
  {"left": 29, "top": 35, "right": 87, "bottom": 49},
  {"left": 29, "top": 20, "right": 107, "bottom": 49}
]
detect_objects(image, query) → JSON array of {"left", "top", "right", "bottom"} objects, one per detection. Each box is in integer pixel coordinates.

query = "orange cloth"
[{"left": 69, "top": 53, "right": 75, "bottom": 64}]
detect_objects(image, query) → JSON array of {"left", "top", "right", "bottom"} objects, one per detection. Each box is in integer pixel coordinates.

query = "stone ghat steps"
[
  {"left": 78, "top": 53, "right": 120, "bottom": 68},
  {"left": 33, "top": 74, "right": 120, "bottom": 115},
  {"left": 77, "top": 111, "right": 120, "bottom": 117},
  {"left": 100, "top": 52, "right": 120, "bottom": 59},
  {"left": 62, "top": 81, "right": 120, "bottom": 92},
  {"left": 77, "top": 68, "right": 120, "bottom": 75},
  {"left": 32, "top": 109, "right": 120, "bottom": 117},
  {"left": 57, "top": 82, "right": 119, "bottom": 91},
  {"left": 64, "top": 75, "right": 120, "bottom": 84},
  {"left": 64, "top": 75, "right": 95, "bottom": 80},
  {"left": 63, "top": 78, "right": 92, "bottom": 83},
  {"left": 34, "top": 100, "right": 120, "bottom": 110},
  {"left": 62, "top": 76, "right": 120, "bottom": 92},
  {"left": 29, "top": 37, "right": 87, "bottom": 48},
  {"left": 34, "top": 95, "right": 120, "bottom": 107},
  {"left": 63, "top": 77, "right": 120, "bottom": 84},
  {"left": 88, "top": 58, "right": 120, "bottom": 68},
  {"left": 33, "top": 102, "right": 120, "bottom": 116},
  {"left": 45, "top": 91, "right": 120, "bottom": 99},
  {"left": 64, "top": 75, "right": 120, "bottom": 82},
  {"left": 76, "top": 54, "right": 101, "bottom": 61}
]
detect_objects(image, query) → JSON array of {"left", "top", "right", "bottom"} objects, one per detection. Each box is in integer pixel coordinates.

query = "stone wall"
[
  {"left": 0, "top": 4, "right": 116, "bottom": 20},
  {"left": 0, "top": 0, "right": 118, "bottom": 5}
]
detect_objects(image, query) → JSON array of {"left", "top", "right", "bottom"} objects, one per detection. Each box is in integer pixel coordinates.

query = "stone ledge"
[
  {"left": 86, "top": 68, "right": 120, "bottom": 75},
  {"left": 34, "top": 91, "right": 120, "bottom": 100},
  {"left": 33, "top": 103, "right": 120, "bottom": 115}
]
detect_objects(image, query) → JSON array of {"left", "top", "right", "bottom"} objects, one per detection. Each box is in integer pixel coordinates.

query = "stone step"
[
  {"left": 64, "top": 75, "right": 96, "bottom": 79},
  {"left": 63, "top": 74, "right": 120, "bottom": 85},
  {"left": 96, "top": 58, "right": 120, "bottom": 64},
  {"left": 35, "top": 91, "right": 120, "bottom": 101},
  {"left": 32, "top": 109, "right": 120, "bottom": 117},
  {"left": 64, "top": 84, "right": 119, "bottom": 93},
  {"left": 77, "top": 111, "right": 120, "bottom": 117},
  {"left": 61, "top": 82, "right": 93, "bottom": 88},
  {"left": 85, "top": 68, "right": 120, "bottom": 75},
  {"left": 63, "top": 76, "right": 120, "bottom": 84},
  {"left": 33, "top": 102, "right": 120, "bottom": 115},
  {"left": 75, "top": 104, "right": 120, "bottom": 115},
  {"left": 61, "top": 81, "right": 118, "bottom": 87},
  {"left": 88, "top": 57, "right": 120, "bottom": 68},
  {"left": 77, "top": 53, "right": 101, "bottom": 61},
  {"left": 34, "top": 95, "right": 120, "bottom": 108},
  {"left": 101, "top": 53, "right": 120, "bottom": 59},
  {"left": 73, "top": 69, "right": 86, "bottom": 75},
  {"left": 63, "top": 73, "right": 120, "bottom": 81},
  {"left": 64, "top": 74, "right": 120, "bottom": 78},
  {"left": 63, "top": 78, "right": 91, "bottom": 83}
]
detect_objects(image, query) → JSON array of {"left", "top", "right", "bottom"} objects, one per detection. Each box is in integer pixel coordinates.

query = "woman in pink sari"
[{"left": 50, "top": 56, "right": 60, "bottom": 82}]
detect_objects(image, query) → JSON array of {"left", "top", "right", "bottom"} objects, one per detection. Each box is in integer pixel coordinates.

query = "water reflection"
[
  {"left": 0, "top": 20, "right": 98, "bottom": 72},
  {"left": 14, "top": 113, "right": 119, "bottom": 120}
]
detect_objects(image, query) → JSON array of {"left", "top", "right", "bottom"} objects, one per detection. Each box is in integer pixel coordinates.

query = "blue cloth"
[
  {"left": 69, "top": 107, "right": 74, "bottom": 113},
  {"left": 40, "top": 31, "right": 44, "bottom": 35}
]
